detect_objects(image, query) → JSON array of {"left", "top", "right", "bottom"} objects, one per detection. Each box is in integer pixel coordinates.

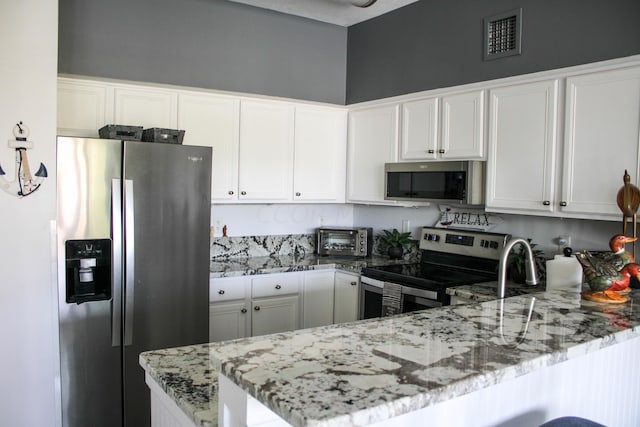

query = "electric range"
[{"left": 360, "top": 226, "right": 511, "bottom": 318}]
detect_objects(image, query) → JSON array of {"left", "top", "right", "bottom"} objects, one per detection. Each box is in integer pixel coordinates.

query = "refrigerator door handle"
[
  {"left": 111, "top": 179, "right": 123, "bottom": 347},
  {"left": 124, "top": 179, "right": 135, "bottom": 346}
]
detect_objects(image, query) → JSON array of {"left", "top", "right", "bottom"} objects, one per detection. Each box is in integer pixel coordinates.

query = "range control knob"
[{"left": 490, "top": 241, "right": 499, "bottom": 249}]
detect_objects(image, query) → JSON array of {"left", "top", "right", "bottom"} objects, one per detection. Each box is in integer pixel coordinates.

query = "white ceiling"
[{"left": 227, "top": 0, "right": 420, "bottom": 27}]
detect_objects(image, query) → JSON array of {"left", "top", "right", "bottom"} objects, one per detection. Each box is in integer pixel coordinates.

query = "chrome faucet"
[{"left": 497, "top": 238, "right": 539, "bottom": 299}]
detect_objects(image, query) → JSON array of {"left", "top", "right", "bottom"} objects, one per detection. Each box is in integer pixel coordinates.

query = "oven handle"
[{"left": 403, "top": 294, "right": 442, "bottom": 308}]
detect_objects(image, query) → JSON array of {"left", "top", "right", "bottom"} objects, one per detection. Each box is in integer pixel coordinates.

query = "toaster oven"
[{"left": 317, "top": 227, "right": 372, "bottom": 257}]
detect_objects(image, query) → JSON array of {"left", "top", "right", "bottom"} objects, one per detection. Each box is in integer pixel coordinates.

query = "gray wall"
[
  {"left": 347, "top": 0, "right": 640, "bottom": 103},
  {"left": 58, "top": 0, "right": 347, "bottom": 104}
]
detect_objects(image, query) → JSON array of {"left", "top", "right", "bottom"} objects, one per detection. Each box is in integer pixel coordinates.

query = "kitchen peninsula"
[{"left": 140, "top": 289, "right": 640, "bottom": 427}]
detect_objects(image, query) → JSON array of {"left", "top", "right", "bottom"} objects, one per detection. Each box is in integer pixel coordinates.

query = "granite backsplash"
[{"left": 210, "top": 233, "right": 419, "bottom": 261}]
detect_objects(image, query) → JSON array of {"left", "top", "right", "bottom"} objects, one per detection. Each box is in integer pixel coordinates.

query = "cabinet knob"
[
  {"left": 428, "top": 149, "right": 435, "bottom": 154},
  {"left": 254, "top": 305, "right": 260, "bottom": 311},
  {"left": 350, "top": 281, "right": 357, "bottom": 286},
  {"left": 241, "top": 191, "right": 247, "bottom": 196},
  {"left": 560, "top": 201, "right": 567, "bottom": 207},
  {"left": 228, "top": 190, "right": 234, "bottom": 195},
  {"left": 218, "top": 289, "right": 225, "bottom": 295},
  {"left": 241, "top": 308, "right": 247, "bottom": 314},
  {"left": 542, "top": 201, "right": 551, "bottom": 206},
  {"left": 438, "top": 149, "right": 445, "bottom": 154},
  {"left": 275, "top": 284, "right": 282, "bottom": 290},
  {"left": 295, "top": 192, "right": 301, "bottom": 197}
]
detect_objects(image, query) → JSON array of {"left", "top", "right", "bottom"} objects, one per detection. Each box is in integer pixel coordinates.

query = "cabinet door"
[
  {"left": 440, "top": 90, "right": 485, "bottom": 160},
  {"left": 401, "top": 98, "right": 438, "bottom": 160},
  {"left": 114, "top": 86, "right": 177, "bottom": 129},
  {"left": 334, "top": 272, "right": 360, "bottom": 324},
  {"left": 293, "top": 106, "right": 347, "bottom": 202},
  {"left": 485, "top": 80, "right": 559, "bottom": 214},
  {"left": 209, "top": 301, "right": 249, "bottom": 342},
  {"left": 251, "top": 295, "right": 300, "bottom": 337},
  {"left": 561, "top": 67, "right": 640, "bottom": 217},
  {"left": 347, "top": 104, "right": 400, "bottom": 204},
  {"left": 57, "top": 79, "right": 113, "bottom": 137},
  {"left": 302, "top": 270, "right": 335, "bottom": 329},
  {"left": 178, "top": 93, "right": 240, "bottom": 201},
  {"left": 238, "top": 100, "right": 294, "bottom": 201}
]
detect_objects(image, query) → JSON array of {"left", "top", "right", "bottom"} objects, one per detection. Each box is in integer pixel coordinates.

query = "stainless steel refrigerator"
[{"left": 56, "top": 136, "right": 212, "bottom": 427}]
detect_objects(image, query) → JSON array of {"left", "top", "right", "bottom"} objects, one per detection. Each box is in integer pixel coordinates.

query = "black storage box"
[
  {"left": 98, "top": 124, "right": 143, "bottom": 141},
  {"left": 141, "top": 128, "right": 185, "bottom": 144}
]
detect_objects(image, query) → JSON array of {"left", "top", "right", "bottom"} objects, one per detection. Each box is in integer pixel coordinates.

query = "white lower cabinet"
[
  {"left": 209, "top": 301, "right": 249, "bottom": 342},
  {"left": 209, "top": 276, "right": 250, "bottom": 342},
  {"left": 333, "top": 271, "right": 360, "bottom": 324},
  {"left": 302, "top": 270, "right": 335, "bottom": 329},
  {"left": 210, "top": 270, "right": 362, "bottom": 341},
  {"left": 251, "top": 295, "right": 301, "bottom": 337}
]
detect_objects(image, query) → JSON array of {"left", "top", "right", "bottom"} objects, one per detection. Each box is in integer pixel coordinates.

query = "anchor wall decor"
[{"left": 0, "top": 121, "right": 48, "bottom": 198}]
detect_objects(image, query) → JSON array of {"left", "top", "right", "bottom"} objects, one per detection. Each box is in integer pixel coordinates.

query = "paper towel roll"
[{"left": 545, "top": 254, "right": 583, "bottom": 291}]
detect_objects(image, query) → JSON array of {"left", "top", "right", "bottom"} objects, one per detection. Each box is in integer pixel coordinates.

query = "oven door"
[{"left": 359, "top": 276, "right": 442, "bottom": 320}]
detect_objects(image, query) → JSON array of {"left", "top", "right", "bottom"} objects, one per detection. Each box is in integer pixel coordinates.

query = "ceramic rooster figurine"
[{"left": 575, "top": 251, "right": 640, "bottom": 303}]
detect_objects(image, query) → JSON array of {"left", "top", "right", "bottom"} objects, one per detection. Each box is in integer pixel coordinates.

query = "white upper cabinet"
[
  {"left": 347, "top": 104, "right": 400, "bottom": 204},
  {"left": 400, "top": 90, "right": 485, "bottom": 161},
  {"left": 401, "top": 97, "right": 438, "bottom": 160},
  {"left": 440, "top": 90, "right": 485, "bottom": 160},
  {"left": 485, "top": 79, "right": 559, "bottom": 214},
  {"left": 293, "top": 106, "right": 347, "bottom": 202},
  {"left": 114, "top": 86, "right": 177, "bottom": 129},
  {"left": 178, "top": 93, "right": 240, "bottom": 201},
  {"left": 560, "top": 66, "right": 640, "bottom": 218},
  {"left": 57, "top": 79, "right": 112, "bottom": 137},
  {"left": 238, "top": 100, "right": 295, "bottom": 202}
]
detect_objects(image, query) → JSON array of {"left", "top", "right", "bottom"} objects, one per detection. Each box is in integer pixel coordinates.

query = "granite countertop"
[
  {"left": 140, "top": 288, "right": 640, "bottom": 427},
  {"left": 209, "top": 254, "right": 411, "bottom": 278},
  {"left": 446, "top": 280, "right": 545, "bottom": 302}
]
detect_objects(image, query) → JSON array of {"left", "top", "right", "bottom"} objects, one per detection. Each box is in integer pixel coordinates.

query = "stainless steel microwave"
[
  {"left": 317, "top": 227, "right": 372, "bottom": 257},
  {"left": 384, "top": 161, "right": 484, "bottom": 205}
]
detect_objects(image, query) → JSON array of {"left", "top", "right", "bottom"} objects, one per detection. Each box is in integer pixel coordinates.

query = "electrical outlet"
[
  {"left": 558, "top": 235, "right": 571, "bottom": 250},
  {"left": 402, "top": 220, "right": 410, "bottom": 233}
]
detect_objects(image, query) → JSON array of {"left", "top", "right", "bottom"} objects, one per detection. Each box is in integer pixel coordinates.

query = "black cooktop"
[{"left": 361, "top": 262, "right": 496, "bottom": 290}]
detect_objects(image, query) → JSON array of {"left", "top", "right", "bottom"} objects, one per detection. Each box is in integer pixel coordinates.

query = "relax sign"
[{"left": 435, "top": 205, "right": 503, "bottom": 231}]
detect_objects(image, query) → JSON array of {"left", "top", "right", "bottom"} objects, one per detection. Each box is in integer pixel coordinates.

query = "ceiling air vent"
[{"left": 484, "top": 8, "right": 522, "bottom": 61}]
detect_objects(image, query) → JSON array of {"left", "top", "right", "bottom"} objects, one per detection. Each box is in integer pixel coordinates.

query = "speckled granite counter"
[
  {"left": 446, "top": 280, "right": 544, "bottom": 302},
  {"left": 141, "top": 289, "right": 640, "bottom": 427},
  {"left": 209, "top": 254, "right": 409, "bottom": 278}
]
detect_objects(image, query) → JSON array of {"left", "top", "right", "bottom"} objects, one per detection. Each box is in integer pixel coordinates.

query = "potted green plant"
[
  {"left": 380, "top": 228, "right": 413, "bottom": 260},
  {"left": 506, "top": 239, "right": 545, "bottom": 284}
]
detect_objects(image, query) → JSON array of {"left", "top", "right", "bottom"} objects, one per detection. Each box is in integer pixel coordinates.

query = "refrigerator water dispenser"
[{"left": 65, "top": 239, "right": 111, "bottom": 304}]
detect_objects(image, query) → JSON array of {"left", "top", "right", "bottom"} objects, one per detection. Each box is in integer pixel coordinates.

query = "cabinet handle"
[
  {"left": 228, "top": 190, "right": 234, "bottom": 195},
  {"left": 428, "top": 149, "right": 435, "bottom": 154},
  {"left": 254, "top": 306, "right": 260, "bottom": 311},
  {"left": 295, "top": 192, "right": 301, "bottom": 197},
  {"left": 275, "top": 284, "right": 282, "bottom": 290},
  {"left": 241, "top": 191, "right": 247, "bottom": 196},
  {"left": 241, "top": 308, "right": 247, "bottom": 314},
  {"left": 542, "top": 201, "right": 550, "bottom": 206},
  {"left": 218, "top": 290, "right": 225, "bottom": 295},
  {"left": 560, "top": 201, "right": 567, "bottom": 207},
  {"left": 438, "top": 149, "right": 445, "bottom": 154},
  {"left": 350, "top": 281, "right": 357, "bottom": 286}
]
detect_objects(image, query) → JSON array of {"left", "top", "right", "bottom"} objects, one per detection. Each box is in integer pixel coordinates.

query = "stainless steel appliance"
[
  {"left": 56, "top": 137, "right": 212, "bottom": 427},
  {"left": 360, "top": 226, "right": 510, "bottom": 319},
  {"left": 317, "top": 227, "right": 373, "bottom": 257},
  {"left": 384, "top": 161, "right": 484, "bottom": 205}
]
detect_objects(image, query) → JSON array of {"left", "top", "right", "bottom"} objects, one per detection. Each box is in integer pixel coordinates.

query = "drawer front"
[
  {"left": 252, "top": 274, "right": 301, "bottom": 298},
  {"left": 210, "top": 277, "right": 248, "bottom": 302}
]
